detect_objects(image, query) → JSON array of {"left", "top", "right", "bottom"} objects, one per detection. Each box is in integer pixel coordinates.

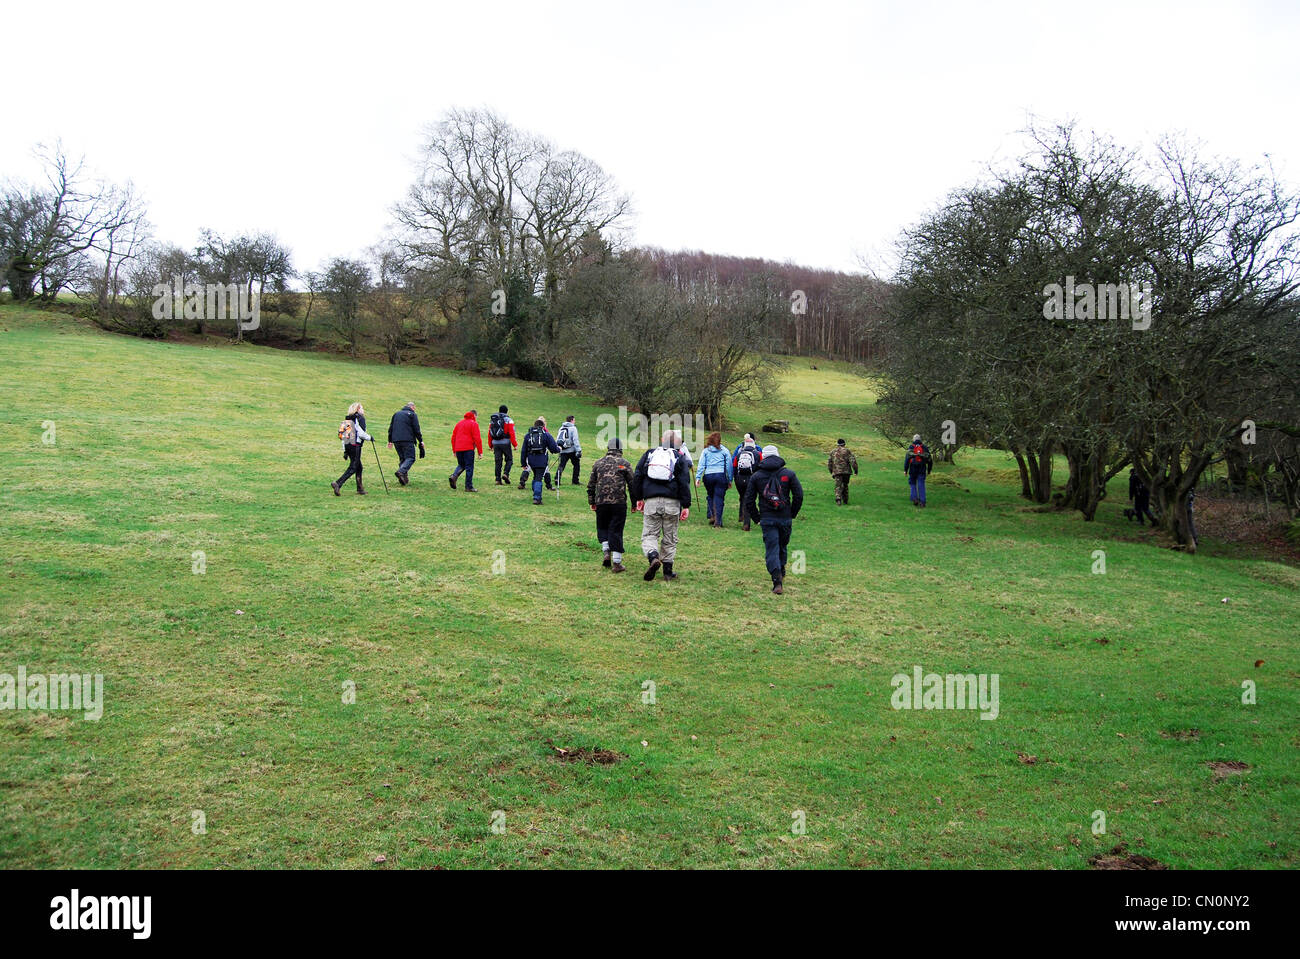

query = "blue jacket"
[
  {"left": 521, "top": 427, "right": 560, "bottom": 470},
  {"left": 696, "top": 444, "right": 733, "bottom": 482}
]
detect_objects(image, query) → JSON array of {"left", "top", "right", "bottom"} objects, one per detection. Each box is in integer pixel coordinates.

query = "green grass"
[{"left": 0, "top": 305, "right": 1295, "bottom": 869}]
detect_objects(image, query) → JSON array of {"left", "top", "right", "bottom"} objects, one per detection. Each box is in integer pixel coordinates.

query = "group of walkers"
[
  {"left": 331, "top": 399, "right": 938, "bottom": 595},
  {"left": 584, "top": 428, "right": 804, "bottom": 593}
]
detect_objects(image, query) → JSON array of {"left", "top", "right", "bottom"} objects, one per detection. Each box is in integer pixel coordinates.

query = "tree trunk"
[{"left": 1012, "top": 449, "right": 1032, "bottom": 499}]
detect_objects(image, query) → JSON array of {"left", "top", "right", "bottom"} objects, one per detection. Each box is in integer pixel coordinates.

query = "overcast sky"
[{"left": 5, "top": 0, "right": 1295, "bottom": 277}]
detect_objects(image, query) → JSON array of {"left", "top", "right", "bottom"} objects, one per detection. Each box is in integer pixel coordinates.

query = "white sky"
[{"left": 4, "top": 0, "right": 1295, "bottom": 277}]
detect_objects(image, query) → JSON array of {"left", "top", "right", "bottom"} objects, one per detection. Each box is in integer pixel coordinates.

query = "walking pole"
[{"left": 371, "top": 440, "right": 389, "bottom": 493}]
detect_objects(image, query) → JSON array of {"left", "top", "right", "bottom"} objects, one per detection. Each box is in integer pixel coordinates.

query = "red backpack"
[{"left": 908, "top": 443, "right": 925, "bottom": 466}]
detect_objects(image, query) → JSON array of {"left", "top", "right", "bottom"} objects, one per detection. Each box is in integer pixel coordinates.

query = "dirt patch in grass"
[
  {"left": 1088, "top": 843, "right": 1169, "bottom": 870},
  {"left": 545, "top": 739, "right": 624, "bottom": 765},
  {"left": 1206, "top": 760, "right": 1251, "bottom": 779},
  {"left": 1160, "top": 729, "right": 1201, "bottom": 741}
]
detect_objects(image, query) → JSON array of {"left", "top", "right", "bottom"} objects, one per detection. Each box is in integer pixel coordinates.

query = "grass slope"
[{"left": 0, "top": 306, "right": 1295, "bottom": 869}]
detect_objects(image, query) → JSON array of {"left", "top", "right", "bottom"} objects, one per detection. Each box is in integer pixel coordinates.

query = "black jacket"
[
  {"left": 630, "top": 446, "right": 693, "bottom": 508},
  {"left": 1128, "top": 472, "right": 1149, "bottom": 500},
  {"left": 388, "top": 407, "right": 422, "bottom": 444},
  {"left": 742, "top": 454, "right": 802, "bottom": 521}
]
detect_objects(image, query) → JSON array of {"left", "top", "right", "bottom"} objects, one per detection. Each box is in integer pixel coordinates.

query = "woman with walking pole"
[{"left": 332, "top": 402, "right": 373, "bottom": 495}]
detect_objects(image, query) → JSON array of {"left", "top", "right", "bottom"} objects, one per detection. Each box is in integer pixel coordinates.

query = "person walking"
[
  {"left": 555, "top": 415, "right": 583, "bottom": 485},
  {"left": 449, "top": 410, "right": 483, "bottom": 492},
  {"left": 332, "top": 402, "right": 373, "bottom": 496},
  {"left": 488, "top": 405, "right": 518, "bottom": 485},
  {"left": 587, "top": 437, "right": 634, "bottom": 572},
  {"left": 1126, "top": 469, "right": 1157, "bottom": 526},
  {"left": 732, "top": 433, "right": 763, "bottom": 531},
  {"left": 630, "top": 429, "right": 693, "bottom": 581},
  {"left": 742, "top": 444, "right": 804, "bottom": 594},
  {"left": 904, "top": 433, "right": 933, "bottom": 507},
  {"left": 828, "top": 438, "right": 859, "bottom": 505},
  {"left": 518, "top": 415, "right": 553, "bottom": 491},
  {"left": 387, "top": 402, "right": 423, "bottom": 486},
  {"left": 696, "top": 431, "right": 734, "bottom": 527},
  {"left": 520, "top": 418, "right": 560, "bottom": 505}
]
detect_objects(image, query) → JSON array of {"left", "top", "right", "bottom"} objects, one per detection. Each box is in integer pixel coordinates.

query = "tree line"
[
  {"left": 2, "top": 112, "right": 886, "bottom": 428},
  {"left": 877, "top": 123, "right": 1300, "bottom": 549}
]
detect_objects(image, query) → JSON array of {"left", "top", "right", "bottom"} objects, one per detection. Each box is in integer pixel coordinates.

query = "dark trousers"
[
  {"left": 451, "top": 449, "right": 475, "bottom": 487},
  {"left": 394, "top": 441, "right": 416, "bottom": 475},
  {"left": 703, "top": 473, "right": 729, "bottom": 525},
  {"left": 1133, "top": 490, "right": 1156, "bottom": 525},
  {"left": 337, "top": 444, "right": 363, "bottom": 487},
  {"left": 557, "top": 451, "right": 581, "bottom": 483},
  {"left": 761, "top": 518, "right": 792, "bottom": 581},
  {"left": 736, "top": 472, "right": 753, "bottom": 523},
  {"left": 595, "top": 504, "right": 627, "bottom": 553},
  {"left": 493, "top": 443, "right": 513, "bottom": 481}
]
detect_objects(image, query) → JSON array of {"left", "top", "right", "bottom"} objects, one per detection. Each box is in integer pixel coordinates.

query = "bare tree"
[{"left": 324, "top": 257, "right": 372, "bottom": 356}]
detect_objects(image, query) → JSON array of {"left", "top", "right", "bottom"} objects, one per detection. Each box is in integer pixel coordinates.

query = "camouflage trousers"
[{"left": 833, "top": 473, "right": 851, "bottom": 505}]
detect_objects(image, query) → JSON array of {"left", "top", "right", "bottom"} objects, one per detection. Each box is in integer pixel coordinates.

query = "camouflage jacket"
[
  {"left": 828, "top": 445, "right": 858, "bottom": 475},
  {"left": 587, "top": 452, "right": 633, "bottom": 506}
]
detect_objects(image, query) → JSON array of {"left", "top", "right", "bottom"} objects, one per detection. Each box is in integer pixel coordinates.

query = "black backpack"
[
  {"left": 760, "top": 471, "right": 789, "bottom": 511},
  {"left": 526, "top": 426, "right": 546, "bottom": 452},
  {"left": 489, "top": 414, "right": 506, "bottom": 442}
]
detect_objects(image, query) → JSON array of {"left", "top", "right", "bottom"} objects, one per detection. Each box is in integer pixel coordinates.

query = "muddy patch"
[
  {"left": 545, "top": 738, "right": 624, "bottom": 765},
  {"left": 1160, "top": 729, "right": 1201, "bottom": 741},
  {"left": 1088, "top": 843, "right": 1169, "bottom": 870},
  {"left": 1206, "top": 760, "right": 1250, "bottom": 779}
]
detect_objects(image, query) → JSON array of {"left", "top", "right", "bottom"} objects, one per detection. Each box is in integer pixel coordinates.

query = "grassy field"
[{"left": 0, "top": 304, "right": 1296, "bottom": 869}]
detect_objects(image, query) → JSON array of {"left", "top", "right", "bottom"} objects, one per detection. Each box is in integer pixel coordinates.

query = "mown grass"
[{"left": 0, "top": 305, "right": 1295, "bottom": 869}]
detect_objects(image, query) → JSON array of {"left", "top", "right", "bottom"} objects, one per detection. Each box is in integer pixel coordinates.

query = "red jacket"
[{"left": 451, "top": 412, "right": 483, "bottom": 454}]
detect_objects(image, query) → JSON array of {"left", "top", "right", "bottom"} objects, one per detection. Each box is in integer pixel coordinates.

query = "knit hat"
[
  {"left": 762, "top": 444, "right": 779, "bottom": 458},
  {"left": 837, "top": 438, "right": 846, "bottom": 445},
  {"left": 608, "top": 437, "right": 622, "bottom": 452}
]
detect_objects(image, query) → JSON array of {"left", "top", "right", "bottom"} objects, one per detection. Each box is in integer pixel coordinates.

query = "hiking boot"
[
  {"left": 544, "top": 476, "right": 554, "bottom": 491},
  {"left": 396, "top": 471, "right": 407, "bottom": 486},
  {"left": 772, "top": 579, "right": 784, "bottom": 595},
  {"left": 742, "top": 520, "right": 751, "bottom": 531},
  {"left": 466, "top": 486, "right": 479, "bottom": 492},
  {"left": 611, "top": 561, "right": 626, "bottom": 573},
  {"left": 662, "top": 562, "right": 677, "bottom": 581},
  {"left": 644, "top": 553, "right": 661, "bottom": 581},
  {"left": 517, "top": 479, "right": 526, "bottom": 490},
  {"left": 571, "top": 478, "right": 580, "bottom": 486},
  {"left": 602, "top": 550, "right": 612, "bottom": 568},
  {"left": 356, "top": 484, "right": 366, "bottom": 495},
  {"left": 449, "top": 475, "right": 457, "bottom": 490},
  {"left": 533, "top": 498, "right": 542, "bottom": 505},
  {"left": 331, "top": 481, "right": 341, "bottom": 496}
]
